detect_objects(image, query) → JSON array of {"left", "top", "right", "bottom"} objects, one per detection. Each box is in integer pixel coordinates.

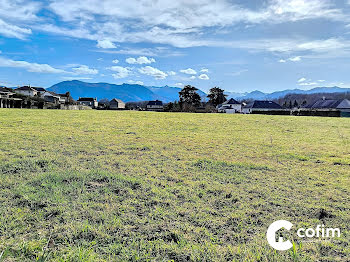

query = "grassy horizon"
[{"left": 0, "top": 109, "right": 349, "bottom": 261}]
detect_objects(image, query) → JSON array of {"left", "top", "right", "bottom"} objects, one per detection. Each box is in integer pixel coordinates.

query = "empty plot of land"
[{"left": 0, "top": 109, "right": 349, "bottom": 261}]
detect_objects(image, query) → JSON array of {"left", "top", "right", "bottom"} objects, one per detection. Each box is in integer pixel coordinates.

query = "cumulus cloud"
[
  {"left": 139, "top": 66, "right": 168, "bottom": 80},
  {"left": 96, "top": 39, "right": 116, "bottom": 49},
  {"left": 109, "top": 66, "right": 131, "bottom": 78},
  {"left": 200, "top": 68, "right": 209, "bottom": 73},
  {"left": 167, "top": 71, "right": 177, "bottom": 76},
  {"left": 190, "top": 76, "right": 196, "bottom": 80},
  {"left": 126, "top": 56, "right": 156, "bottom": 64},
  {"left": 298, "top": 77, "right": 307, "bottom": 83},
  {"left": 0, "top": 56, "right": 66, "bottom": 74},
  {"left": 278, "top": 59, "right": 287, "bottom": 63},
  {"left": 198, "top": 74, "right": 209, "bottom": 80},
  {"left": 72, "top": 65, "right": 98, "bottom": 75},
  {"left": 180, "top": 68, "right": 197, "bottom": 75},
  {"left": 289, "top": 56, "right": 302, "bottom": 62},
  {"left": 112, "top": 59, "right": 119, "bottom": 64}
]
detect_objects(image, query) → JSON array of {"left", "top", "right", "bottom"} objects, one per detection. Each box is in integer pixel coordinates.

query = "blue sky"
[{"left": 1, "top": 0, "right": 350, "bottom": 93}]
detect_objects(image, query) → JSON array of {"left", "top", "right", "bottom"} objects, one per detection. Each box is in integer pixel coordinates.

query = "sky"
[{"left": 1, "top": 0, "right": 350, "bottom": 93}]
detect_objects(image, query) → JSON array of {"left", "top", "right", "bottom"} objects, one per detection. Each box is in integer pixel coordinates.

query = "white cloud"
[
  {"left": 109, "top": 66, "right": 131, "bottom": 78},
  {"left": 318, "top": 79, "right": 326, "bottom": 82},
  {"left": 62, "top": 76, "right": 93, "bottom": 80},
  {"left": 167, "top": 71, "right": 177, "bottom": 76},
  {"left": 198, "top": 74, "right": 209, "bottom": 80},
  {"left": 139, "top": 66, "right": 168, "bottom": 80},
  {"left": 174, "top": 83, "right": 184, "bottom": 87},
  {"left": 289, "top": 56, "right": 302, "bottom": 62},
  {"left": 0, "top": 56, "right": 66, "bottom": 74},
  {"left": 278, "top": 59, "right": 287, "bottom": 63},
  {"left": 126, "top": 56, "right": 156, "bottom": 64},
  {"left": 112, "top": 59, "right": 119, "bottom": 64},
  {"left": 180, "top": 68, "right": 197, "bottom": 75},
  {"left": 96, "top": 39, "right": 116, "bottom": 49},
  {"left": 0, "top": 19, "right": 32, "bottom": 39},
  {"left": 72, "top": 65, "right": 98, "bottom": 75},
  {"left": 190, "top": 76, "right": 196, "bottom": 80},
  {"left": 298, "top": 77, "right": 307, "bottom": 83},
  {"left": 299, "top": 82, "right": 318, "bottom": 86},
  {"left": 200, "top": 68, "right": 209, "bottom": 73},
  {"left": 128, "top": 80, "right": 144, "bottom": 85}
]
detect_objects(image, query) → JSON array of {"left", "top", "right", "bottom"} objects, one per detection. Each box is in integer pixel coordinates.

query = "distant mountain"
[
  {"left": 49, "top": 80, "right": 207, "bottom": 103},
  {"left": 228, "top": 86, "right": 350, "bottom": 100}
]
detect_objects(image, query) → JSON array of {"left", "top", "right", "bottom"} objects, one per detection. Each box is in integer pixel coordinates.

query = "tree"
[
  {"left": 179, "top": 85, "right": 201, "bottom": 111},
  {"left": 207, "top": 87, "right": 227, "bottom": 107},
  {"left": 293, "top": 100, "right": 299, "bottom": 108}
]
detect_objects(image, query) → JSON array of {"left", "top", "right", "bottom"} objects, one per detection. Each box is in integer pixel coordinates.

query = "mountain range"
[
  {"left": 227, "top": 86, "right": 350, "bottom": 100},
  {"left": 48, "top": 80, "right": 350, "bottom": 103},
  {"left": 48, "top": 80, "right": 206, "bottom": 103}
]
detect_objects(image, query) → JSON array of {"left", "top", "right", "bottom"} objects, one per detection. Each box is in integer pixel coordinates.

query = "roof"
[
  {"left": 305, "top": 99, "right": 350, "bottom": 109},
  {"left": 32, "top": 87, "right": 46, "bottom": 92},
  {"left": 43, "top": 91, "right": 60, "bottom": 97},
  {"left": 78, "top": 97, "right": 96, "bottom": 101},
  {"left": 110, "top": 98, "right": 125, "bottom": 103},
  {"left": 223, "top": 98, "right": 241, "bottom": 105},
  {"left": 147, "top": 100, "right": 163, "bottom": 106},
  {"left": 16, "top": 86, "right": 36, "bottom": 91},
  {"left": 244, "top": 100, "right": 282, "bottom": 109},
  {"left": 0, "top": 87, "right": 14, "bottom": 94}
]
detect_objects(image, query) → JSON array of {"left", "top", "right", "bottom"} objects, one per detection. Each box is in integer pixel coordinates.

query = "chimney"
[{"left": 322, "top": 96, "right": 326, "bottom": 100}]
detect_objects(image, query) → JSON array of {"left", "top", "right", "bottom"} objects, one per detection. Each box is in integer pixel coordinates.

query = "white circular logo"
[{"left": 266, "top": 220, "right": 293, "bottom": 251}]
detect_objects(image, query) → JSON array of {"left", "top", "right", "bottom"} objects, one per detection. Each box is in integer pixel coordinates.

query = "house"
[
  {"left": 304, "top": 98, "right": 350, "bottom": 117},
  {"left": 42, "top": 91, "right": 63, "bottom": 104},
  {"left": 146, "top": 100, "right": 163, "bottom": 111},
  {"left": 242, "top": 100, "right": 283, "bottom": 114},
  {"left": 32, "top": 87, "right": 46, "bottom": 96},
  {"left": 217, "top": 98, "right": 242, "bottom": 113},
  {"left": 15, "top": 86, "right": 38, "bottom": 97},
  {"left": 77, "top": 97, "right": 98, "bottom": 108},
  {"left": 109, "top": 98, "right": 125, "bottom": 109},
  {"left": 0, "top": 87, "right": 22, "bottom": 108}
]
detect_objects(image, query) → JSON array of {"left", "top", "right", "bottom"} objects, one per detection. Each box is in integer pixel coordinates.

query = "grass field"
[{"left": 0, "top": 109, "right": 349, "bottom": 261}]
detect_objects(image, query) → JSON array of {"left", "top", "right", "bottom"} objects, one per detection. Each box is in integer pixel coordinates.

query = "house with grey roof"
[
  {"left": 242, "top": 100, "right": 283, "bottom": 114},
  {"left": 217, "top": 98, "right": 242, "bottom": 113},
  {"left": 15, "top": 86, "right": 38, "bottom": 97},
  {"left": 146, "top": 100, "right": 163, "bottom": 111},
  {"left": 304, "top": 98, "right": 350, "bottom": 117},
  {"left": 77, "top": 97, "right": 98, "bottom": 108}
]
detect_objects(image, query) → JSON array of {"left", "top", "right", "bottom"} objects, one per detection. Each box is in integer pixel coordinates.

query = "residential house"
[
  {"left": 77, "top": 97, "right": 98, "bottom": 108},
  {"left": 146, "top": 100, "right": 163, "bottom": 111},
  {"left": 42, "top": 91, "right": 63, "bottom": 104},
  {"left": 304, "top": 98, "right": 350, "bottom": 117},
  {"left": 32, "top": 87, "right": 46, "bottom": 96},
  {"left": 0, "top": 87, "right": 22, "bottom": 108},
  {"left": 217, "top": 98, "right": 242, "bottom": 113},
  {"left": 109, "top": 98, "right": 125, "bottom": 109},
  {"left": 15, "top": 86, "right": 38, "bottom": 97},
  {"left": 242, "top": 100, "right": 283, "bottom": 114}
]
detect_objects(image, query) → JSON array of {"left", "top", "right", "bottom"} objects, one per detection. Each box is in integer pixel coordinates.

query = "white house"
[
  {"left": 15, "top": 86, "right": 38, "bottom": 97},
  {"left": 42, "top": 91, "right": 63, "bottom": 104},
  {"left": 217, "top": 98, "right": 242, "bottom": 113},
  {"left": 77, "top": 97, "right": 98, "bottom": 108}
]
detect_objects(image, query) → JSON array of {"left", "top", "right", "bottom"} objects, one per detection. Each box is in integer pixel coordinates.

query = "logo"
[
  {"left": 267, "top": 220, "right": 341, "bottom": 251},
  {"left": 266, "top": 220, "right": 293, "bottom": 251}
]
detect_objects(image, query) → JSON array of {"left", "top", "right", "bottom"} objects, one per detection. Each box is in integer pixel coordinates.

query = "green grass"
[{"left": 0, "top": 109, "right": 349, "bottom": 261}]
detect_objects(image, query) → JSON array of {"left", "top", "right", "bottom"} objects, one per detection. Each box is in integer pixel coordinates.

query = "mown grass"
[{"left": 0, "top": 109, "right": 349, "bottom": 261}]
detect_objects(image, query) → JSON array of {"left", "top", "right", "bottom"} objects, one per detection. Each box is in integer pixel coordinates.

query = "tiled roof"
[{"left": 244, "top": 100, "right": 282, "bottom": 109}]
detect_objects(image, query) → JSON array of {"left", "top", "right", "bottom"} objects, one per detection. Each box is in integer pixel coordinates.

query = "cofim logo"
[{"left": 267, "top": 220, "right": 341, "bottom": 251}]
